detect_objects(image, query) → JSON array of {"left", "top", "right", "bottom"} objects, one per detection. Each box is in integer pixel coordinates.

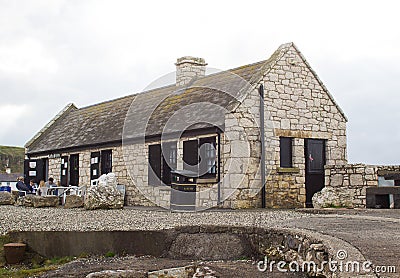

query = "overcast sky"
[{"left": 0, "top": 0, "right": 399, "bottom": 165}]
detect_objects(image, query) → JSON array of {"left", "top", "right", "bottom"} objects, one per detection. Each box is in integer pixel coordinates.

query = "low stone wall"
[
  {"left": 8, "top": 226, "right": 330, "bottom": 276},
  {"left": 325, "top": 164, "right": 400, "bottom": 208}
]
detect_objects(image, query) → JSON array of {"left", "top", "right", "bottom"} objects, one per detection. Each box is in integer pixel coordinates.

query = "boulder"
[
  {"left": 312, "top": 187, "right": 354, "bottom": 209},
  {"left": 0, "top": 192, "right": 15, "bottom": 205},
  {"left": 15, "top": 195, "right": 35, "bottom": 207},
  {"left": 32, "top": 196, "right": 59, "bottom": 208},
  {"left": 84, "top": 173, "right": 124, "bottom": 210},
  {"left": 64, "top": 195, "right": 84, "bottom": 208}
]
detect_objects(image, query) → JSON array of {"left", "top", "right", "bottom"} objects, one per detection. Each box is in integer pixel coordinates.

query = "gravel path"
[
  {"left": 0, "top": 206, "right": 309, "bottom": 235},
  {"left": 1, "top": 206, "right": 399, "bottom": 277}
]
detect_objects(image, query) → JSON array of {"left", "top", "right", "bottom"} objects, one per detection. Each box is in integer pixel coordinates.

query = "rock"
[
  {"left": 312, "top": 187, "right": 354, "bottom": 209},
  {"left": 148, "top": 265, "right": 196, "bottom": 278},
  {"left": 32, "top": 196, "right": 59, "bottom": 208},
  {"left": 64, "top": 195, "right": 84, "bottom": 208},
  {"left": 86, "top": 269, "right": 146, "bottom": 278},
  {"left": 168, "top": 233, "right": 246, "bottom": 260},
  {"left": 0, "top": 192, "right": 15, "bottom": 205},
  {"left": 15, "top": 195, "right": 35, "bottom": 207},
  {"left": 84, "top": 173, "right": 124, "bottom": 210}
]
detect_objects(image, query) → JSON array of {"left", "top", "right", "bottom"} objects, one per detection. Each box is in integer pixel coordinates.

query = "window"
[
  {"left": 90, "top": 150, "right": 112, "bottom": 180},
  {"left": 200, "top": 137, "right": 216, "bottom": 177},
  {"left": 183, "top": 136, "right": 217, "bottom": 178},
  {"left": 148, "top": 142, "right": 177, "bottom": 186},
  {"left": 280, "top": 137, "right": 293, "bottom": 168},
  {"left": 162, "top": 142, "right": 177, "bottom": 185}
]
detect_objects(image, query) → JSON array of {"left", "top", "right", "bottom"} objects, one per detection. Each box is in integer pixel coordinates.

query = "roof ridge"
[{"left": 25, "top": 103, "right": 78, "bottom": 149}]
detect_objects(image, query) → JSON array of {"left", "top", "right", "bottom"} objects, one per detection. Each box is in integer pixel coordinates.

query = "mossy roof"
[{"left": 26, "top": 43, "right": 292, "bottom": 155}]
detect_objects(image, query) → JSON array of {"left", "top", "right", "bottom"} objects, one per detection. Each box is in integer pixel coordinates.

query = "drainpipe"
[
  {"left": 259, "top": 84, "right": 266, "bottom": 208},
  {"left": 217, "top": 132, "right": 221, "bottom": 204}
]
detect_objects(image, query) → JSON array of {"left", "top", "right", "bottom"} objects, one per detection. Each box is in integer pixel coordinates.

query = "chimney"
[
  {"left": 5, "top": 167, "right": 11, "bottom": 174},
  {"left": 175, "top": 56, "right": 207, "bottom": 87}
]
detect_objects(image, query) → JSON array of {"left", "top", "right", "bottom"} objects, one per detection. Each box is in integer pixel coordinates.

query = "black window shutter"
[
  {"left": 183, "top": 140, "right": 199, "bottom": 174},
  {"left": 148, "top": 144, "right": 162, "bottom": 186},
  {"left": 61, "top": 156, "right": 69, "bottom": 186},
  {"left": 280, "top": 137, "right": 293, "bottom": 168},
  {"left": 90, "top": 152, "right": 100, "bottom": 180}
]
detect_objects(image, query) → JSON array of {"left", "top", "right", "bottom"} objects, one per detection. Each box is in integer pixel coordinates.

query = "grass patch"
[
  {"left": 0, "top": 237, "right": 75, "bottom": 278},
  {"left": 105, "top": 251, "right": 116, "bottom": 258}
]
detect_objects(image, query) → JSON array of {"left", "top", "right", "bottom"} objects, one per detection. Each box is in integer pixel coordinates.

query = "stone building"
[{"left": 24, "top": 42, "right": 348, "bottom": 209}]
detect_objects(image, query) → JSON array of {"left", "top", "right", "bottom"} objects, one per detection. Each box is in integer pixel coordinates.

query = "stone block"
[
  {"left": 33, "top": 196, "right": 59, "bottom": 208},
  {"left": 350, "top": 174, "right": 364, "bottom": 186},
  {"left": 0, "top": 192, "right": 14, "bottom": 205},
  {"left": 64, "top": 195, "right": 84, "bottom": 208}
]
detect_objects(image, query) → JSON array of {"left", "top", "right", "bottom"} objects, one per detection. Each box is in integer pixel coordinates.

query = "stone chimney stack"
[{"left": 175, "top": 56, "right": 207, "bottom": 86}]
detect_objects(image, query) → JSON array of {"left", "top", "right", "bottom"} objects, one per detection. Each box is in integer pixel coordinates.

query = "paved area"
[
  {"left": 287, "top": 209, "right": 400, "bottom": 277},
  {"left": 0, "top": 206, "right": 398, "bottom": 277}
]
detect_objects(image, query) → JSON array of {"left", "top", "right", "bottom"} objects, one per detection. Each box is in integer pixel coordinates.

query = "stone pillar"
[{"left": 175, "top": 56, "right": 207, "bottom": 86}]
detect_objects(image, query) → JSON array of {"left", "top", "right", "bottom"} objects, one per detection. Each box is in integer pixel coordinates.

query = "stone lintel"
[
  {"left": 276, "top": 167, "right": 300, "bottom": 174},
  {"left": 274, "top": 129, "right": 332, "bottom": 139}
]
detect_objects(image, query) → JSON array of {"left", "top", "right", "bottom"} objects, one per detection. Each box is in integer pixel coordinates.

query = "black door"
[
  {"left": 149, "top": 144, "right": 162, "bottom": 186},
  {"left": 162, "top": 142, "right": 177, "bottom": 185},
  {"left": 101, "top": 150, "right": 112, "bottom": 175},
  {"left": 61, "top": 156, "right": 69, "bottom": 186},
  {"left": 305, "top": 139, "right": 326, "bottom": 208},
  {"left": 70, "top": 154, "right": 79, "bottom": 186},
  {"left": 90, "top": 152, "right": 100, "bottom": 180},
  {"left": 24, "top": 159, "right": 45, "bottom": 185}
]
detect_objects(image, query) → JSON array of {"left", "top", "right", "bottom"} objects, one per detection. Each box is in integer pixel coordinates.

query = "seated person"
[
  {"left": 29, "top": 180, "right": 38, "bottom": 194},
  {"left": 45, "top": 177, "right": 57, "bottom": 188},
  {"left": 16, "top": 177, "right": 32, "bottom": 195}
]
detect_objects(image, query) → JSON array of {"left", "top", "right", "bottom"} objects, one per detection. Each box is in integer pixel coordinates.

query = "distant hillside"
[{"left": 0, "top": 146, "right": 24, "bottom": 174}]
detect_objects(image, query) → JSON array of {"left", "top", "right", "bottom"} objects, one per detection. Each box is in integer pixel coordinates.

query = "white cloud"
[
  {"left": 0, "top": 104, "right": 29, "bottom": 143},
  {"left": 0, "top": 0, "right": 398, "bottom": 164}
]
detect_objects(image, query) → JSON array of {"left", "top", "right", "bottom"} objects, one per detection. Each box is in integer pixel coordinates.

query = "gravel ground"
[{"left": 0, "top": 206, "right": 309, "bottom": 235}]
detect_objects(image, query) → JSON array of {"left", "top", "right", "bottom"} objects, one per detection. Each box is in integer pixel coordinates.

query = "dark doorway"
[
  {"left": 24, "top": 159, "right": 45, "bottom": 185},
  {"left": 60, "top": 156, "right": 69, "bottom": 186},
  {"left": 101, "top": 150, "right": 112, "bottom": 175},
  {"left": 70, "top": 154, "right": 79, "bottom": 186},
  {"left": 305, "top": 139, "right": 326, "bottom": 208}
]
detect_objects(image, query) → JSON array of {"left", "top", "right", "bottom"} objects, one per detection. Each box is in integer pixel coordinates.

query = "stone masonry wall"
[
  {"left": 220, "top": 85, "right": 262, "bottom": 209},
  {"left": 262, "top": 45, "right": 347, "bottom": 208},
  {"left": 325, "top": 164, "right": 400, "bottom": 208}
]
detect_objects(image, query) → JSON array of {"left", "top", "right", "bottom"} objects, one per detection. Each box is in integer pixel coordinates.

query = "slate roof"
[
  {"left": 26, "top": 42, "right": 345, "bottom": 155},
  {"left": 0, "top": 173, "right": 20, "bottom": 182}
]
